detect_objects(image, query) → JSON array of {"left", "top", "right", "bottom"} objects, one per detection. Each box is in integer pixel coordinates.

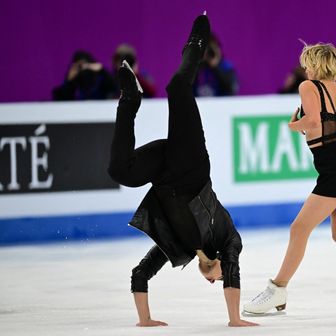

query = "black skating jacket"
[{"left": 129, "top": 180, "right": 242, "bottom": 288}]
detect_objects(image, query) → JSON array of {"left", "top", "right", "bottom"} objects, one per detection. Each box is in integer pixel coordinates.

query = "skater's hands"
[
  {"left": 290, "top": 107, "right": 300, "bottom": 123},
  {"left": 288, "top": 108, "right": 305, "bottom": 135},
  {"left": 136, "top": 319, "right": 168, "bottom": 327},
  {"left": 228, "top": 319, "right": 259, "bottom": 327}
]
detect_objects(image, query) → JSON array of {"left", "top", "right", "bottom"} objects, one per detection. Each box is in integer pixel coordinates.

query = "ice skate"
[
  {"left": 243, "top": 280, "right": 287, "bottom": 314},
  {"left": 178, "top": 12, "right": 210, "bottom": 85},
  {"left": 183, "top": 12, "right": 210, "bottom": 56},
  {"left": 118, "top": 60, "right": 143, "bottom": 102}
]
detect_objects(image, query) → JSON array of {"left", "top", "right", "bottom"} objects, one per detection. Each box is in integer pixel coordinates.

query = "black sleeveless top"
[{"left": 300, "top": 80, "right": 336, "bottom": 146}]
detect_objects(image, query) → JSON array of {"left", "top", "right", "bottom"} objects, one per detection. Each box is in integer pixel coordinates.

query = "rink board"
[{"left": 0, "top": 96, "right": 319, "bottom": 244}]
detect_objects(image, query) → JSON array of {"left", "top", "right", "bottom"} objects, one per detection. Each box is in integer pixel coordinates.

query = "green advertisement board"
[{"left": 233, "top": 115, "right": 317, "bottom": 182}]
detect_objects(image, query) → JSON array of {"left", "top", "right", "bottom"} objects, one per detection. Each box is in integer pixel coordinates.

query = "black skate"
[
  {"left": 179, "top": 12, "right": 211, "bottom": 84},
  {"left": 183, "top": 12, "right": 210, "bottom": 57},
  {"left": 118, "top": 60, "right": 143, "bottom": 101}
]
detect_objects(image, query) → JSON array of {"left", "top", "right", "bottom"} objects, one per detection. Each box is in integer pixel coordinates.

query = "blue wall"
[{"left": 0, "top": 202, "right": 311, "bottom": 246}]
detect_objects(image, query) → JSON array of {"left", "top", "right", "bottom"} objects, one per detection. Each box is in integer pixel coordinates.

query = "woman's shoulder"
[{"left": 298, "top": 80, "right": 317, "bottom": 94}]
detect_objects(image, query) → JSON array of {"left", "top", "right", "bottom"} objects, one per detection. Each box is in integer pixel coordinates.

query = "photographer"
[
  {"left": 52, "top": 50, "right": 115, "bottom": 101},
  {"left": 111, "top": 44, "right": 157, "bottom": 98},
  {"left": 193, "top": 33, "right": 238, "bottom": 97}
]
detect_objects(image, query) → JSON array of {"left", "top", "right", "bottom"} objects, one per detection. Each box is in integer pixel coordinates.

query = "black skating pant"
[{"left": 108, "top": 70, "right": 210, "bottom": 292}]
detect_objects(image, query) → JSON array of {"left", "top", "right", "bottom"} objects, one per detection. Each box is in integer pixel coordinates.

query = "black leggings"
[
  {"left": 108, "top": 71, "right": 211, "bottom": 292},
  {"left": 108, "top": 72, "right": 210, "bottom": 190}
]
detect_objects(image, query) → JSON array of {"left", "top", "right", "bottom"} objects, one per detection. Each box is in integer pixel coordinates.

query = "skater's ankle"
[
  {"left": 177, "top": 14, "right": 210, "bottom": 85},
  {"left": 271, "top": 279, "right": 288, "bottom": 287}
]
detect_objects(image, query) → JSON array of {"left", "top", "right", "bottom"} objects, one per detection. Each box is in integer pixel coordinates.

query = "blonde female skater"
[{"left": 244, "top": 42, "right": 336, "bottom": 314}]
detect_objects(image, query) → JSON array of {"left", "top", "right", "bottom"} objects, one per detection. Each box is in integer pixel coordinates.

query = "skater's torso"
[
  {"left": 299, "top": 80, "right": 336, "bottom": 148},
  {"left": 299, "top": 80, "right": 336, "bottom": 197},
  {"left": 153, "top": 159, "right": 210, "bottom": 254}
]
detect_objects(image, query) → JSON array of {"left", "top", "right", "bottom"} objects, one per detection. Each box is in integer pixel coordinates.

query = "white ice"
[{"left": 0, "top": 224, "right": 335, "bottom": 336}]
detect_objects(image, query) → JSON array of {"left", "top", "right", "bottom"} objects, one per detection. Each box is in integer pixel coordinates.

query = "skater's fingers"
[
  {"left": 228, "top": 319, "right": 259, "bottom": 327},
  {"left": 242, "top": 320, "right": 259, "bottom": 326},
  {"left": 158, "top": 321, "right": 168, "bottom": 326}
]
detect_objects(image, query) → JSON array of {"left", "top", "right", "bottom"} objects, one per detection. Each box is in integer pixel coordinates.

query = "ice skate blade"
[{"left": 242, "top": 310, "right": 287, "bottom": 317}]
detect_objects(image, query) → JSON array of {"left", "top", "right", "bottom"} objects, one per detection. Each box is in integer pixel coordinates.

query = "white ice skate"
[{"left": 243, "top": 280, "right": 287, "bottom": 314}]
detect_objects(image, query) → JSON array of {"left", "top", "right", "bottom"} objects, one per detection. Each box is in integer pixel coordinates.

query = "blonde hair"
[
  {"left": 196, "top": 249, "right": 216, "bottom": 268},
  {"left": 299, "top": 42, "right": 336, "bottom": 80}
]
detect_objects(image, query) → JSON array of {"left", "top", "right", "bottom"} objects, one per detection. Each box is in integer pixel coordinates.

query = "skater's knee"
[
  {"left": 108, "top": 165, "right": 143, "bottom": 188},
  {"left": 289, "top": 222, "right": 302, "bottom": 237},
  {"left": 108, "top": 163, "right": 129, "bottom": 185},
  {"left": 290, "top": 220, "right": 312, "bottom": 238},
  {"left": 107, "top": 162, "right": 123, "bottom": 182}
]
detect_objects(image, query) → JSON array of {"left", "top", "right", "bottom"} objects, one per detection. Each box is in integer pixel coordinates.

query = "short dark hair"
[{"left": 72, "top": 50, "right": 95, "bottom": 63}]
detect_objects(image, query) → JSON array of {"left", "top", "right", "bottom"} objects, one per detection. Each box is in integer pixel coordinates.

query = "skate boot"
[
  {"left": 243, "top": 280, "right": 287, "bottom": 314},
  {"left": 118, "top": 60, "right": 143, "bottom": 104},
  {"left": 179, "top": 12, "right": 210, "bottom": 84},
  {"left": 184, "top": 12, "right": 210, "bottom": 56}
]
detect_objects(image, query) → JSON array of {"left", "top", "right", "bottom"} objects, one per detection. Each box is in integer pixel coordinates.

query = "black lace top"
[{"left": 299, "top": 80, "right": 336, "bottom": 146}]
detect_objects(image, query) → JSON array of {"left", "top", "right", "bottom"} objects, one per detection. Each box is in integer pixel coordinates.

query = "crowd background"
[{"left": 1, "top": 0, "right": 336, "bottom": 102}]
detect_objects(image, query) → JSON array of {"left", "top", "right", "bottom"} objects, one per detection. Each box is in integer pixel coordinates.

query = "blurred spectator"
[
  {"left": 279, "top": 65, "right": 307, "bottom": 94},
  {"left": 111, "top": 44, "right": 156, "bottom": 98},
  {"left": 52, "top": 50, "right": 116, "bottom": 101},
  {"left": 193, "top": 32, "right": 238, "bottom": 97}
]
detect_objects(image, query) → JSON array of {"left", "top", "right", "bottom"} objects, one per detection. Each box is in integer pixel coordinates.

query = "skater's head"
[
  {"left": 196, "top": 250, "right": 222, "bottom": 283},
  {"left": 300, "top": 42, "right": 336, "bottom": 80}
]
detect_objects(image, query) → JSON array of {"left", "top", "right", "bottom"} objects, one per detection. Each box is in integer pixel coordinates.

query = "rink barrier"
[
  {"left": 0, "top": 98, "right": 322, "bottom": 245},
  {"left": 0, "top": 201, "right": 314, "bottom": 245}
]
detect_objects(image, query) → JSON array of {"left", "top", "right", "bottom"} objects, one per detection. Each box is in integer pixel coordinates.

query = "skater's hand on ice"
[
  {"left": 136, "top": 319, "right": 168, "bottom": 327},
  {"left": 228, "top": 319, "right": 259, "bottom": 327}
]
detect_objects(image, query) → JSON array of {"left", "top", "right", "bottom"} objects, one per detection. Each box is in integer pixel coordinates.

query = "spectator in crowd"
[
  {"left": 193, "top": 33, "right": 238, "bottom": 97},
  {"left": 279, "top": 65, "right": 307, "bottom": 94},
  {"left": 111, "top": 44, "right": 157, "bottom": 98},
  {"left": 52, "top": 50, "right": 115, "bottom": 101}
]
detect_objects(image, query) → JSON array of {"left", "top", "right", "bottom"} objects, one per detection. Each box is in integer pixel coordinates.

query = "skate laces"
[{"left": 251, "top": 287, "right": 274, "bottom": 305}]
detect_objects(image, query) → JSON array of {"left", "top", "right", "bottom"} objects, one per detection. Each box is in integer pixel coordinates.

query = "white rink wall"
[{"left": 0, "top": 95, "right": 318, "bottom": 244}]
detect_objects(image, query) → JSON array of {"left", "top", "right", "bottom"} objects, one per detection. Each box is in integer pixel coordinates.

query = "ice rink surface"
[{"left": 1, "top": 224, "right": 335, "bottom": 336}]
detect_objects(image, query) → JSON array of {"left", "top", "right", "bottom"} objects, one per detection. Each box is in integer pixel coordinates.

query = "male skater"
[{"left": 108, "top": 13, "right": 257, "bottom": 328}]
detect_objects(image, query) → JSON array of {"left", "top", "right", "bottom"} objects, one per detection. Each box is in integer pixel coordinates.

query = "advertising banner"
[
  {"left": 0, "top": 96, "right": 318, "bottom": 243},
  {"left": 233, "top": 115, "right": 316, "bottom": 182},
  {"left": 0, "top": 123, "right": 118, "bottom": 194}
]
